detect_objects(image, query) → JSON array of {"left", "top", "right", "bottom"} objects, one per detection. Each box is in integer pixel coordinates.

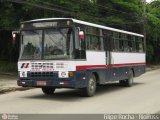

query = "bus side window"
[
  {"left": 138, "top": 37, "right": 144, "bottom": 53},
  {"left": 119, "top": 40, "right": 124, "bottom": 52},
  {"left": 73, "top": 27, "right": 86, "bottom": 59},
  {"left": 99, "top": 29, "right": 104, "bottom": 51},
  {"left": 86, "top": 27, "right": 104, "bottom": 51},
  {"left": 135, "top": 36, "right": 143, "bottom": 52}
]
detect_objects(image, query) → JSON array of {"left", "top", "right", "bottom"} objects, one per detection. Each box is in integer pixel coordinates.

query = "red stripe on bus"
[
  {"left": 76, "top": 62, "right": 145, "bottom": 70},
  {"left": 112, "top": 62, "right": 145, "bottom": 67},
  {"left": 76, "top": 65, "right": 108, "bottom": 70}
]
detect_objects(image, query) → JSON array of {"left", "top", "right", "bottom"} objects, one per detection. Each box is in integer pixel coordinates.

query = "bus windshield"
[
  {"left": 20, "top": 28, "right": 73, "bottom": 60},
  {"left": 20, "top": 30, "right": 42, "bottom": 60}
]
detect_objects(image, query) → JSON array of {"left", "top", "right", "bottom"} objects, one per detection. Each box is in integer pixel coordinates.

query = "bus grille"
[{"left": 30, "top": 72, "right": 56, "bottom": 78}]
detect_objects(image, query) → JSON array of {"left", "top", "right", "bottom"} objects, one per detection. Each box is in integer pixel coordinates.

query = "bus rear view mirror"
[
  {"left": 12, "top": 31, "right": 20, "bottom": 43},
  {"left": 12, "top": 33, "right": 16, "bottom": 42},
  {"left": 79, "top": 31, "right": 85, "bottom": 39}
]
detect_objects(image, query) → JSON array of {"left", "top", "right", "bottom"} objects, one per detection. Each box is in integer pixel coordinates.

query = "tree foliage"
[
  {"left": 146, "top": 0, "right": 160, "bottom": 63},
  {"left": 0, "top": 0, "right": 160, "bottom": 63}
]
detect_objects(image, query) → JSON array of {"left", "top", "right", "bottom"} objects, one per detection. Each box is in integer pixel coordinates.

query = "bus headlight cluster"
[
  {"left": 19, "top": 71, "right": 28, "bottom": 78},
  {"left": 58, "top": 71, "right": 68, "bottom": 78},
  {"left": 58, "top": 71, "right": 74, "bottom": 78}
]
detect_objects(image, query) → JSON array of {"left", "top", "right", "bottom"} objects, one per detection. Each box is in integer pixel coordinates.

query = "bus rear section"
[{"left": 17, "top": 18, "right": 145, "bottom": 97}]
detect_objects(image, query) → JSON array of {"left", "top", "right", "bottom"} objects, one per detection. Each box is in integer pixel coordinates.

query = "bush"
[
  {"left": 0, "top": 61, "right": 17, "bottom": 73},
  {"left": 146, "top": 44, "right": 154, "bottom": 63}
]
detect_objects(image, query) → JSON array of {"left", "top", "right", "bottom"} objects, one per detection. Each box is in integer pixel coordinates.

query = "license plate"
[{"left": 36, "top": 81, "right": 47, "bottom": 86}]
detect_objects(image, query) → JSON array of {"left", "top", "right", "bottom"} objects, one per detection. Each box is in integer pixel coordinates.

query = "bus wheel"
[
  {"left": 42, "top": 87, "right": 55, "bottom": 95},
  {"left": 83, "top": 74, "right": 96, "bottom": 97},
  {"left": 119, "top": 70, "right": 134, "bottom": 87},
  {"left": 126, "top": 70, "right": 134, "bottom": 87}
]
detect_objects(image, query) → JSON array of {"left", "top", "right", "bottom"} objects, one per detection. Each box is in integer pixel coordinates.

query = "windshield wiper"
[{"left": 45, "top": 30, "right": 65, "bottom": 48}]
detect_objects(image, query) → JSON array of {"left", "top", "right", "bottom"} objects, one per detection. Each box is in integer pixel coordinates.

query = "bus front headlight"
[
  {"left": 58, "top": 71, "right": 69, "bottom": 78},
  {"left": 19, "top": 71, "right": 28, "bottom": 78}
]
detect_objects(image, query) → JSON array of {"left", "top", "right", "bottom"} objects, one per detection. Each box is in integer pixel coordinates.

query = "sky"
[{"left": 146, "top": 0, "right": 153, "bottom": 3}]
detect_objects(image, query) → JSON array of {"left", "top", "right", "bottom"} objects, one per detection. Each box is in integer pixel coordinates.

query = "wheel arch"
[{"left": 92, "top": 72, "right": 99, "bottom": 84}]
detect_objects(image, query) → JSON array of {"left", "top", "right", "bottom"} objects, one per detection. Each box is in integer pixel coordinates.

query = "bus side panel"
[
  {"left": 74, "top": 70, "right": 87, "bottom": 88},
  {"left": 75, "top": 69, "right": 107, "bottom": 87},
  {"left": 99, "top": 65, "right": 145, "bottom": 84},
  {"left": 103, "top": 67, "right": 129, "bottom": 82},
  {"left": 88, "top": 68, "right": 108, "bottom": 85},
  {"left": 133, "top": 65, "right": 145, "bottom": 77},
  {"left": 74, "top": 65, "right": 146, "bottom": 87},
  {"left": 74, "top": 65, "right": 145, "bottom": 87}
]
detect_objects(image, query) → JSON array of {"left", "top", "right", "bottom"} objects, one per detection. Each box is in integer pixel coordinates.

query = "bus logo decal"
[
  {"left": 21, "top": 63, "right": 25, "bottom": 68},
  {"left": 21, "top": 63, "right": 29, "bottom": 68}
]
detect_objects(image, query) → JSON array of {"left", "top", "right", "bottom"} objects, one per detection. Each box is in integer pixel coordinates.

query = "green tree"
[
  {"left": 146, "top": 0, "right": 160, "bottom": 63},
  {"left": 0, "top": 0, "right": 160, "bottom": 64}
]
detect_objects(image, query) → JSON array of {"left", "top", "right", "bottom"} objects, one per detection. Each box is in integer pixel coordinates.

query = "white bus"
[{"left": 16, "top": 18, "right": 145, "bottom": 97}]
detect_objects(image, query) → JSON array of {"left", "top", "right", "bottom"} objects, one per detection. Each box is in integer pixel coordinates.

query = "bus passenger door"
[{"left": 104, "top": 34, "right": 112, "bottom": 82}]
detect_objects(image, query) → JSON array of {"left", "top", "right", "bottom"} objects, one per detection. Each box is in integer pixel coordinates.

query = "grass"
[{"left": 0, "top": 61, "right": 17, "bottom": 74}]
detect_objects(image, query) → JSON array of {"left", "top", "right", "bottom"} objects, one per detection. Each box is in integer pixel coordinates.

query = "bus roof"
[{"left": 23, "top": 18, "right": 144, "bottom": 37}]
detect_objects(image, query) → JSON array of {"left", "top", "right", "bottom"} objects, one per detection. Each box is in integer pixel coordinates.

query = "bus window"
[
  {"left": 135, "top": 36, "right": 144, "bottom": 52},
  {"left": 86, "top": 35, "right": 94, "bottom": 50},
  {"left": 112, "top": 32, "right": 119, "bottom": 51},
  {"left": 86, "top": 27, "right": 103, "bottom": 51},
  {"left": 80, "top": 34, "right": 86, "bottom": 50},
  {"left": 114, "top": 39, "right": 119, "bottom": 51},
  {"left": 89, "top": 36, "right": 100, "bottom": 50},
  {"left": 75, "top": 27, "right": 80, "bottom": 50},
  {"left": 103, "top": 30, "right": 111, "bottom": 51},
  {"left": 44, "top": 28, "right": 73, "bottom": 59},
  {"left": 123, "top": 40, "right": 129, "bottom": 52},
  {"left": 120, "top": 34, "right": 128, "bottom": 52},
  {"left": 128, "top": 35, "right": 136, "bottom": 52},
  {"left": 132, "top": 36, "right": 136, "bottom": 52},
  {"left": 138, "top": 37, "right": 144, "bottom": 53},
  {"left": 99, "top": 29, "right": 104, "bottom": 51},
  {"left": 119, "top": 40, "right": 124, "bottom": 52},
  {"left": 118, "top": 33, "right": 124, "bottom": 52},
  {"left": 74, "top": 27, "right": 86, "bottom": 59},
  {"left": 139, "top": 43, "right": 144, "bottom": 52},
  {"left": 86, "top": 35, "right": 91, "bottom": 50}
]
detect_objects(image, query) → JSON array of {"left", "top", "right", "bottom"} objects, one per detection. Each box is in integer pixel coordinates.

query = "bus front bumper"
[
  {"left": 17, "top": 79, "right": 77, "bottom": 88},
  {"left": 17, "top": 71, "right": 87, "bottom": 88}
]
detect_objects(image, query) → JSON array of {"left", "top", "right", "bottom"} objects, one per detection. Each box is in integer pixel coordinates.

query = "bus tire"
[
  {"left": 119, "top": 70, "right": 134, "bottom": 87},
  {"left": 125, "top": 70, "right": 134, "bottom": 87},
  {"left": 42, "top": 87, "right": 55, "bottom": 95},
  {"left": 126, "top": 70, "right": 134, "bottom": 87},
  {"left": 82, "top": 74, "right": 96, "bottom": 97}
]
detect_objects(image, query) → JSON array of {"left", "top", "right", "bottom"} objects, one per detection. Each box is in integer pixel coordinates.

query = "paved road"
[{"left": 0, "top": 69, "right": 160, "bottom": 114}]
